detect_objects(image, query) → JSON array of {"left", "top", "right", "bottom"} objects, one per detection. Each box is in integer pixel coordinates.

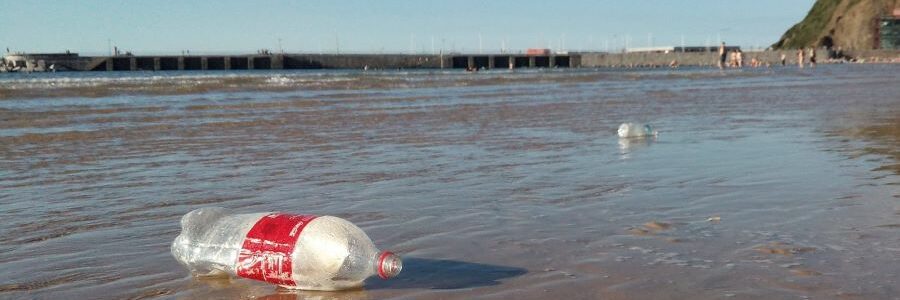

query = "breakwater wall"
[
  {"left": 22, "top": 53, "right": 576, "bottom": 72},
  {"left": 11, "top": 50, "right": 899, "bottom": 72},
  {"left": 840, "top": 50, "right": 900, "bottom": 62}
]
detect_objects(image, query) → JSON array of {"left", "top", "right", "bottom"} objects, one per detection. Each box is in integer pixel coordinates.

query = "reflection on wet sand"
[
  {"left": 364, "top": 258, "right": 527, "bottom": 290},
  {"left": 617, "top": 136, "right": 656, "bottom": 159},
  {"left": 832, "top": 115, "right": 900, "bottom": 175}
]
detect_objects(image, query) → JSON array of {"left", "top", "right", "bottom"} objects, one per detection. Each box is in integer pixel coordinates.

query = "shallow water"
[{"left": 0, "top": 65, "right": 898, "bottom": 299}]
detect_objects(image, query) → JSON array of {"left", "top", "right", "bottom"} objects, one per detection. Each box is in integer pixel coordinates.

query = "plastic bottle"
[
  {"left": 617, "top": 122, "right": 658, "bottom": 138},
  {"left": 171, "top": 207, "right": 402, "bottom": 291}
]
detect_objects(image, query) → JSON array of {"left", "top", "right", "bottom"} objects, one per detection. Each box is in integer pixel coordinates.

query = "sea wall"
[
  {"left": 578, "top": 50, "right": 832, "bottom": 68},
  {"left": 10, "top": 49, "right": 900, "bottom": 72}
]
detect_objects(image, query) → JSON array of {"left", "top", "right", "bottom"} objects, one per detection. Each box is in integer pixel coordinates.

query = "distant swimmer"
[{"left": 718, "top": 42, "right": 727, "bottom": 69}]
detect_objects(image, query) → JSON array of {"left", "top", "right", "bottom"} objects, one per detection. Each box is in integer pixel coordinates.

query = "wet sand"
[{"left": 0, "top": 66, "right": 898, "bottom": 299}]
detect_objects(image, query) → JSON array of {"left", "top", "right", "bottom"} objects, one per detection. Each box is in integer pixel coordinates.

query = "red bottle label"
[{"left": 236, "top": 213, "right": 318, "bottom": 286}]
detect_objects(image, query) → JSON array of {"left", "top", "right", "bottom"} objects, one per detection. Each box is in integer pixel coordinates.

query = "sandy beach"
[{"left": 1, "top": 65, "right": 898, "bottom": 299}]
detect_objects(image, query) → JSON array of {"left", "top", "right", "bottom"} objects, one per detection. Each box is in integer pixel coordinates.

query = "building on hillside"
[{"left": 879, "top": 9, "right": 900, "bottom": 49}]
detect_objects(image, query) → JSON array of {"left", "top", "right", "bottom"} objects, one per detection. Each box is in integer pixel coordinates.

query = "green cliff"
[{"left": 773, "top": 0, "right": 899, "bottom": 49}]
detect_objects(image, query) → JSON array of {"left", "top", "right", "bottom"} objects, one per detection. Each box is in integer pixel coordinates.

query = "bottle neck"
[{"left": 376, "top": 251, "right": 402, "bottom": 279}]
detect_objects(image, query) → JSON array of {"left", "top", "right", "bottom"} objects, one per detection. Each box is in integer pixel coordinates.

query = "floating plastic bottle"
[
  {"left": 171, "top": 207, "right": 402, "bottom": 291},
  {"left": 617, "top": 122, "right": 658, "bottom": 138}
]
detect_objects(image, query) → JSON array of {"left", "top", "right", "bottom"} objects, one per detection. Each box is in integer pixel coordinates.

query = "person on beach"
[
  {"left": 736, "top": 50, "right": 744, "bottom": 68},
  {"left": 808, "top": 47, "right": 817, "bottom": 67},
  {"left": 780, "top": 53, "right": 787, "bottom": 66},
  {"left": 729, "top": 50, "right": 737, "bottom": 68},
  {"left": 797, "top": 49, "right": 805, "bottom": 68},
  {"left": 718, "top": 42, "right": 727, "bottom": 69}
]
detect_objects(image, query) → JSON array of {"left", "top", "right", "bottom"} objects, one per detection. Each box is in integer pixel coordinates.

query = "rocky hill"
[{"left": 773, "top": 0, "right": 899, "bottom": 50}]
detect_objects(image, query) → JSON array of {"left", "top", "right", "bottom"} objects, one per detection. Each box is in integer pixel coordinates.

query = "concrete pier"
[
  {"left": 10, "top": 50, "right": 900, "bottom": 72},
  {"left": 5, "top": 51, "right": 580, "bottom": 72},
  {"left": 44, "top": 53, "right": 577, "bottom": 71}
]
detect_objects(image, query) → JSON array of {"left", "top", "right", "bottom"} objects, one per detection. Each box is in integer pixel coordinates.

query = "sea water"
[{"left": 1, "top": 65, "right": 898, "bottom": 299}]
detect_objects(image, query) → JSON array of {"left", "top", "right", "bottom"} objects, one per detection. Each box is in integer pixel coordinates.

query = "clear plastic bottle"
[
  {"left": 171, "top": 207, "right": 402, "bottom": 291},
  {"left": 617, "top": 122, "right": 658, "bottom": 138}
]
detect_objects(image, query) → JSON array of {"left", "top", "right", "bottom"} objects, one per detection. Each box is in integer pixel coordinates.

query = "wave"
[{"left": 0, "top": 67, "right": 814, "bottom": 100}]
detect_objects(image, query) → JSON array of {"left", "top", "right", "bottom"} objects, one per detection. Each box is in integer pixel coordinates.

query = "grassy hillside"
[
  {"left": 774, "top": 0, "right": 845, "bottom": 49},
  {"left": 773, "top": 0, "right": 899, "bottom": 50}
]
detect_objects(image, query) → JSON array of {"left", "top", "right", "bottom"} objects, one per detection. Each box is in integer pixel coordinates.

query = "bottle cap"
[{"left": 377, "top": 251, "right": 402, "bottom": 279}]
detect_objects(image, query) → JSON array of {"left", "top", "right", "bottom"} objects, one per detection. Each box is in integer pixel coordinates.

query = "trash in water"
[
  {"left": 171, "top": 207, "right": 401, "bottom": 291},
  {"left": 617, "top": 123, "right": 658, "bottom": 138}
]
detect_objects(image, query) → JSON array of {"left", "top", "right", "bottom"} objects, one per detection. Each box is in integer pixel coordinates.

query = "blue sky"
[{"left": 1, "top": 0, "right": 815, "bottom": 55}]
